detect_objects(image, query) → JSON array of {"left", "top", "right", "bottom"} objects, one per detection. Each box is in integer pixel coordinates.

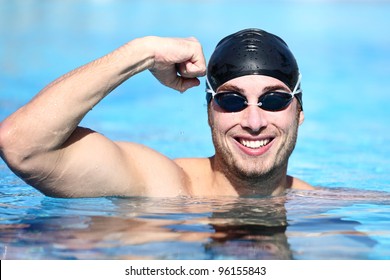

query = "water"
[
  {"left": 1, "top": 0, "right": 390, "bottom": 259},
  {"left": 1, "top": 188, "right": 389, "bottom": 259}
]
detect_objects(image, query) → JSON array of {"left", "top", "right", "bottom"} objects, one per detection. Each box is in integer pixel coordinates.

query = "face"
[{"left": 208, "top": 75, "right": 304, "bottom": 181}]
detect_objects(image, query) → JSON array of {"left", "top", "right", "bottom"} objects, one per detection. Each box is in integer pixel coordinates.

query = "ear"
[
  {"left": 298, "top": 110, "right": 305, "bottom": 125},
  {"left": 207, "top": 106, "right": 212, "bottom": 127}
]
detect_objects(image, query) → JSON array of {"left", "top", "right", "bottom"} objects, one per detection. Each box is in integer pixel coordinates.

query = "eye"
[
  {"left": 258, "top": 92, "right": 293, "bottom": 111},
  {"left": 214, "top": 92, "right": 248, "bottom": 112}
]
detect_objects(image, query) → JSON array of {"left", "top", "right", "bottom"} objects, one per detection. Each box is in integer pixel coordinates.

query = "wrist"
[
  {"left": 126, "top": 36, "right": 157, "bottom": 69},
  {"left": 115, "top": 36, "right": 156, "bottom": 77}
]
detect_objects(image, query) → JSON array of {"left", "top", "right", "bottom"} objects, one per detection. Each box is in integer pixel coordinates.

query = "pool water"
[
  {"left": 1, "top": 188, "right": 389, "bottom": 259},
  {"left": 1, "top": 0, "right": 390, "bottom": 259}
]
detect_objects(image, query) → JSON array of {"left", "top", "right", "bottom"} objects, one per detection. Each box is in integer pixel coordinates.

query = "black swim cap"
[{"left": 206, "top": 28, "right": 302, "bottom": 107}]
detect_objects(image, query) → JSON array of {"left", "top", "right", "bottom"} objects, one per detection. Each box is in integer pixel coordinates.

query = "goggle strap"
[
  {"left": 205, "top": 75, "right": 217, "bottom": 96},
  {"left": 292, "top": 74, "right": 302, "bottom": 95}
]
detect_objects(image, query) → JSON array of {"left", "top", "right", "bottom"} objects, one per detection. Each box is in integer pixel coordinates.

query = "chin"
[
  {"left": 231, "top": 161, "right": 272, "bottom": 180},
  {"left": 233, "top": 156, "right": 288, "bottom": 181}
]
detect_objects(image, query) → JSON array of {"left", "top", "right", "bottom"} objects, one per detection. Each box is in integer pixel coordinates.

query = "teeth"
[{"left": 240, "top": 139, "right": 270, "bottom": 149}]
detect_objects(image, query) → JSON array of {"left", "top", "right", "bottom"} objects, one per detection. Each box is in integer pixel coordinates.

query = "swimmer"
[{"left": 0, "top": 28, "right": 313, "bottom": 198}]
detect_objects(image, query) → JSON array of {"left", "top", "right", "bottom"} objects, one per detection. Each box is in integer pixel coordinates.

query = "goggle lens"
[
  {"left": 206, "top": 73, "right": 302, "bottom": 112},
  {"left": 214, "top": 91, "right": 294, "bottom": 112}
]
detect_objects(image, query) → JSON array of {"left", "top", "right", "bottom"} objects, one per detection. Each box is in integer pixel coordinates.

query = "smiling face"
[{"left": 208, "top": 75, "right": 304, "bottom": 182}]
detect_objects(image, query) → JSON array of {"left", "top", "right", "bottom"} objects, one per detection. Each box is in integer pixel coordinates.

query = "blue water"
[{"left": 1, "top": 0, "right": 390, "bottom": 259}]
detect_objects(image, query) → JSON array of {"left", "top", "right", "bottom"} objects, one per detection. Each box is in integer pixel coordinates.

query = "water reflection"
[{"left": 1, "top": 188, "right": 389, "bottom": 259}]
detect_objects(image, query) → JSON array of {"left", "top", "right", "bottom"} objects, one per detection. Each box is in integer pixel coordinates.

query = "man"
[{"left": 0, "top": 28, "right": 313, "bottom": 198}]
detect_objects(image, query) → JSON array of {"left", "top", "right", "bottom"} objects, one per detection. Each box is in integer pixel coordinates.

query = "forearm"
[{"left": 0, "top": 37, "right": 154, "bottom": 161}]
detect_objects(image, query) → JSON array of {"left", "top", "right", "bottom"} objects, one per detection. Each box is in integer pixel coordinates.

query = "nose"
[{"left": 240, "top": 104, "right": 269, "bottom": 133}]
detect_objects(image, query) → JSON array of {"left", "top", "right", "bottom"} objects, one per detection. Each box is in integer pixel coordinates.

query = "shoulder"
[
  {"left": 287, "top": 175, "right": 314, "bottom": 190},
  {"left": 174, "top": 157, "right": 213, "bottom": 195},
  {"left": 115, "top": 142, "right": 193, "bottom": 197},
  {"left": 174, "top": 157, "right": 211, "bottom": 168},
  {"left": 174, "top": 157, "right": 212, "bottom": 178}
]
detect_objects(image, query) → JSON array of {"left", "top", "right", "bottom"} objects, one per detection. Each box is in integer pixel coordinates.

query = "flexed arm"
[{"left": 0, "top": 36, "right": 206, "bottom": 197}]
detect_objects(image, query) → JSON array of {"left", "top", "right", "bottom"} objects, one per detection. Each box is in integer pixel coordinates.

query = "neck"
[{"left": 210, "top": 156, "right": 290, "bottom": 197}]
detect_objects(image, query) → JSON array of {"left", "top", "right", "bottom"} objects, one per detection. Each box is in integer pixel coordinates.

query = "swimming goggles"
[{"left": 206, "top": 74, "right": 302, "bottom": 112}]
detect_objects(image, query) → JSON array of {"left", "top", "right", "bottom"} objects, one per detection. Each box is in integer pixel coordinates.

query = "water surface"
[{"left": 1, "top": 186, "right": 389, "bottom": 259}]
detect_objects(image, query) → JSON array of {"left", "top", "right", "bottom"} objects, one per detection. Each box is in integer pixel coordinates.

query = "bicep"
[{"left": 31, "top": 127, "right": 187, "bottom": 197}]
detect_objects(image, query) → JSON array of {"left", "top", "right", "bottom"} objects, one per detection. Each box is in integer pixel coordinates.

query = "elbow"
[
  {"left": 0, "top": 120, "right": 65, "bottom": 198},
  {"left": 0, "top": 120, "right": 15, "bottom": 164},
  {"left": 0, "top": 120, "right": 33, "bottom": 173},
  {"left": 1, "top": 124, "right": 49, "bottom": 196}
]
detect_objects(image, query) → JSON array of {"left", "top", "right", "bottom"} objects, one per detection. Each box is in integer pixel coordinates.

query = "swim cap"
[{"left": 206, "top": 28, "right": 302, "bottom": 107}]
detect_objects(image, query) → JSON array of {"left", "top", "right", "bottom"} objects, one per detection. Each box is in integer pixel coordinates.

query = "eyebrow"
[
  {"left": 217, "top": 83, "right": 290, "bottom": 93},
  {"left": 217, "top": 84, "right": 242, "bottom": 92},
  {"left": 263, "top": 85, "right": 290, "bottom": 92}
]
